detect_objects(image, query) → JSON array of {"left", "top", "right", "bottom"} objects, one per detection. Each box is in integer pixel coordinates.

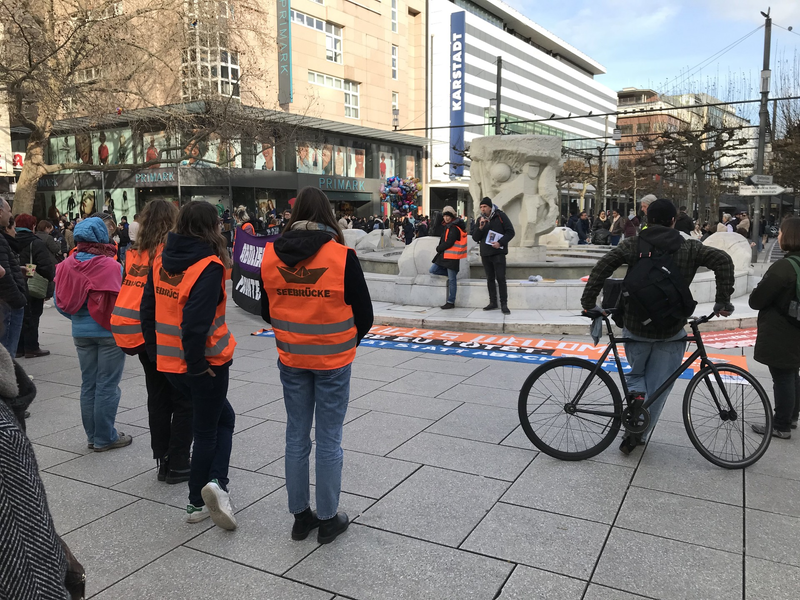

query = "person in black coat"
[
  {"left": 576, "top": 211, "right": 591, "bottom": 244},
  {"left": 0, "top": 201, "right": 28, "bottom": 355},
  {"left": 14, "top": 214, "right": 56, "bottom": 358},
  {"left": 401, "top": 217, "right": 415, "bottom": 245},
  {"left": 591, "top": 211, "right": 611, "bottom": 245},
  {"left": 675, "top": 206, "right": 694, "bottom": 235},
  {"left": 749, "top": 217, "right": 800, "bottom": 438},
  {"left": 472, "top": 197, "right": 515, "bottom": 314}
]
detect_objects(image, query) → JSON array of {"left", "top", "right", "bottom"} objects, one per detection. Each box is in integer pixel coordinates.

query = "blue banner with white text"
[{"left": 449, "top": 11, "right": 466, "bottom": 178}]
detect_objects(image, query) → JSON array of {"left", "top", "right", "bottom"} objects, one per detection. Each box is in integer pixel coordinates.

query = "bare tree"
[
  {"left": 645, "top": 123, "right": 752, "bottom": 222},
  {"left": 0, "top": 0, "right": 309, "bottom": 214},
  {"left": 771, "top": 49, "right": 800, "bottom": 192}
]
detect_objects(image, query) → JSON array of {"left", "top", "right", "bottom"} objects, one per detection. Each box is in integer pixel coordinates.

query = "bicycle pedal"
[{"left": 622, "top": 404, "right": 650, "bottom": 435}]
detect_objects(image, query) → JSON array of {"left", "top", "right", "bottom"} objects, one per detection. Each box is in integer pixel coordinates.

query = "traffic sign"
[
  {"left": 739, "top": 184, "right": 785, "bottom": 196},
  {"left": 749, "top": 174, "right": 773, "bottom": 185}
]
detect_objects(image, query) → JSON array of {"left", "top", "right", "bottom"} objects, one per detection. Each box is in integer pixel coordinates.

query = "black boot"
[
  {"left": 292, "top": 508, "right": 321, "bottom": 541},
  {"left": 318, "top": 512, "right": 349, "bottom": 544},
  {"left": 166, "top": 465, "right": 191, "bottom": 484},
  {"left": 500, "top": 303, "right": 510, "bottom": 315},
  {"left": 156, "top": 457, "right": 168, "bottom": 482},
  {"left": 483, "top": 301, "right": 498, "bottom": 311}
]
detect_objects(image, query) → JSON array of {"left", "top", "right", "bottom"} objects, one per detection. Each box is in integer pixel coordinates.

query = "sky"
[{"left": 504, "top": 0, "right": 800, "bottom": 115}]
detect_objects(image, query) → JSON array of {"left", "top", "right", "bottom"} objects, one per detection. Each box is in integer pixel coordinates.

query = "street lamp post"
[{"left": 752, "top": 9, "right": 772, "bottom": 247}]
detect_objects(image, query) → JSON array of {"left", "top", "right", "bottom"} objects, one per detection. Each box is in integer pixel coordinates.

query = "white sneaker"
[
  {"left": 201, "top": 480, "right": 237, "bottom": 530},
  {"left": 185, "top": 504, "right": 210, "bottom": 523}
]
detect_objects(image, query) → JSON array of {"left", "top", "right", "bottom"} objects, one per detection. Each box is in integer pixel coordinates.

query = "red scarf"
[{"left": 76, "top": 241, "right": 117, "bottom": 258}]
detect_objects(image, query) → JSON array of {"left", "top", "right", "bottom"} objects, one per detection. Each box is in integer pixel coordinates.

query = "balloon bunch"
[{"left": 380, "top": 176, "right": 421, "bottom": 215}]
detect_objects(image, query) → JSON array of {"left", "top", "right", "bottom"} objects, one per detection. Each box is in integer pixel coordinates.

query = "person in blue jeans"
[
  {"left": 0, "top": 204, "right": 28, "bottom": 356},
  {"left": 54, "top": 217, "right": 131, "bottom": 452},
  {"left": 429, "top": 205, "right": 467, "bottom": 310},
  {"left": 260, "top": 187, "right": 373, "bottom": 544},
  {"left": 581, "top": 199, "right": 735, "bottom": 454}
]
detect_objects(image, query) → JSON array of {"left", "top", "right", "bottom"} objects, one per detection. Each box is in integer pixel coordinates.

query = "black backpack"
[{"left": 621, "top": 239, "right": 696, "bottom": 328}]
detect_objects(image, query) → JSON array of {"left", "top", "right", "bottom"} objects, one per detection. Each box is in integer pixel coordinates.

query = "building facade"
[
  {"left": 426, "top": 0, "right": 617, "bottom": 217},
  {"left": 13, "top": 0, "right": 428, "bottom": 221},
  {"left": 615, "top": 88, "right": 756, "bottom": 214}
]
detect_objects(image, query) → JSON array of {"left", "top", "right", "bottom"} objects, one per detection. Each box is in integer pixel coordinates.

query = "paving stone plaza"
[{"left": 23, "top": 297, "right": 800, "bottom": 600}]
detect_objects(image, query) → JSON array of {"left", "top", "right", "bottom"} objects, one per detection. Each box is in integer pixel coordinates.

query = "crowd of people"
[
  {"left": 3, "top": 187, "right": 800, "bottom": 597},
  {"left": 0, "top": 187, "right": 375, "bottom": 597},
  {"left": 565, "top": 194, "right": 775, "bottom": 249}
]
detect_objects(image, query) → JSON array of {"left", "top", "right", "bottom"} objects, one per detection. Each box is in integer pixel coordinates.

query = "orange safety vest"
[
  {"left": 110, "top": 246, "right": 156, "bottom": 349},
  {"left": 261, "top": 240, "right": 357, "bottom": 370},
  {"left": 442, "top": 225, "right": 468, "bottom": 261},
  {"left": 152, "top": 254, "right": 236, "bottom": 373}
]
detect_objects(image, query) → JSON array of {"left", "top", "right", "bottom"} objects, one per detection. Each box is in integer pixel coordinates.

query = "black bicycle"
[{"left": 518, "top": 309, "right": 772, "bottom": 469}]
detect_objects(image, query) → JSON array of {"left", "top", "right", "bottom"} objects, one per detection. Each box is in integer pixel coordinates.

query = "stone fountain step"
[{"left": 371, "top": 298, "right": 757, "bottom": 335}]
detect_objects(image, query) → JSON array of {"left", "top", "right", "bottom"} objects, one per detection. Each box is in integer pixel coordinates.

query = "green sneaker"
[{"left": 186, "top": 504, "right": 210, "bottom": 524}]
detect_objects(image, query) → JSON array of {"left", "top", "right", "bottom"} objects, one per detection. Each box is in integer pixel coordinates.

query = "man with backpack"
[{"left": 580, "top": 199, "right": 736, "bottom": 454}]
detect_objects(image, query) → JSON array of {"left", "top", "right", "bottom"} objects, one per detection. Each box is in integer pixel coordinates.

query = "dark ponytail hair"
[{"left": 175, "top": 201, "right": 231, "bottom": 269}]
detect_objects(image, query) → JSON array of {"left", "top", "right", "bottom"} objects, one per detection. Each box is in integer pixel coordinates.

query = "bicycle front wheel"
[
  {"left": 683, "top": 364, "right": 772, "bottom": 469},
  {"left": 518, "top": 357, "right": 623, "bottom": 460}
]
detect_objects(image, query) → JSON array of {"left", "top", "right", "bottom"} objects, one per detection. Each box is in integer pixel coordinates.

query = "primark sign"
[
  {"left": 449, "top": 11, "right": 465, "bottom": 178},
  {"left": 277, "top": 0, "right": 292, "bottom": 104}
]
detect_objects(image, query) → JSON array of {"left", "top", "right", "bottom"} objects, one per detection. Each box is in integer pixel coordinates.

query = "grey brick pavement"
[{"left": 22, "top": 300, "right": 800, "bottom": 599}]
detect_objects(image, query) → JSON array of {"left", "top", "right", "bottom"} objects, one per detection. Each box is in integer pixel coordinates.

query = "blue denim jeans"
[
  {"left": 74, "top": 337, "right": 126, "bottom": 448},
  {"left": 278, "top": 360, "right": 351, "bottom": 520},
  {"left": 166, "top": 365, "right": 235, "bottom": 507},
  {"left": 0, "top": 306, "right": 24, "bottom": 356},
  {"left": 429, "top": 264, "right": 457, "bottom": 304},
  {"left": 623, "top": 329, "right": 687, "bottom": 441}
]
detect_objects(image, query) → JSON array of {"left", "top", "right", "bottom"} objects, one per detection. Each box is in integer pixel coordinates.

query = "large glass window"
[
  {"left": 291, "top": 10, "right": 342, "bottom": 64},
  {"left": 391, "top": 45, "right": 398, "bottom": 80},
  {"left": 344, "top": 81, "right": 360, "bottom": 118},
  {"left": 182, "top": 1, "right": 240, "bottom": 100},
  {"left": 325, "top": 23, "right": 342, "bottom": 64},
  {"left": 453, "top": 0, "right": 503, "bottom": 28}
]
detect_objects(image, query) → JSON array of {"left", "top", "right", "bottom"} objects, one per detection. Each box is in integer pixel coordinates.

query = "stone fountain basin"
[{"left": 363, "top": 270, "right": 753, "bottom": 311}]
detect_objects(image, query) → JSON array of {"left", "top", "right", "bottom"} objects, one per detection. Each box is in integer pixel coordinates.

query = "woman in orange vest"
[
  {"left": 261, "top": 187, "right": 373, "bottom": 544},
  {"left": 428, "top": 205, "right": 467, "bottom": 309},
  {"left": 140, "top": 201, "right": 238, "bottom": 530},
  {"left": 110, "top": 199, "right": 193, "bottom": 484}
]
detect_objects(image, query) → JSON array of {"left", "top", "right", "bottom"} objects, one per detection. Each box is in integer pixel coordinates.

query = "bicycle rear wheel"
[
  {"left": 683, "top": 364, "right": 772, "bottom": 469},
  {"left": 518, "top": 357, "right": 623, "bottom": 460}
]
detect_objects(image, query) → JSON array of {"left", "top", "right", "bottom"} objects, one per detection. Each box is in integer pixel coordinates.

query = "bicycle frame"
[{"left": 569, "top": 315, "right": 737, "bottom": 420}]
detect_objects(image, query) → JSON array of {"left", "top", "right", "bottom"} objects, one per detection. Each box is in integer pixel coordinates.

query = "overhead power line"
[
  {"left": 660, "top": 25, "right": 764, "bottom": 94},
  {"left": 396, "top": 95, "right": 800, "bottom": 134}
]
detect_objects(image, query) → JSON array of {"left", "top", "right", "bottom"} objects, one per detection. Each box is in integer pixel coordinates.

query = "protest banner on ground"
[
  {"left": 253, "top": 325, "right": 748, "bottom": 378},
  {"left": 701, "top": 328, "right": 757, "bottom": 349}
]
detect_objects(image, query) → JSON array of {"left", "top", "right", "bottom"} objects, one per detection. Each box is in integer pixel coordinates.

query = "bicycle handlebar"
[{"left": 581, "top": 309, "right": 719, "bottom": 325}]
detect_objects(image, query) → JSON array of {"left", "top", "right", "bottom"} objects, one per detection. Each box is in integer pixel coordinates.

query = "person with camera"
[{"left": 472, "top": 197, "right": 515, "bottom": 314}]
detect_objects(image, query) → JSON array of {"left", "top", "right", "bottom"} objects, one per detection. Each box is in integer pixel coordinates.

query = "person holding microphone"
[{"left": 472, "top": 197, "right": 515, "bottom": 314}]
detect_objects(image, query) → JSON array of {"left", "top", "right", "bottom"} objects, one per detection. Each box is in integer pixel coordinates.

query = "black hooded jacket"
[
  {"left": 0, "top": 232, "right": 27, "bottom": 310},
  {"left": 260, "top": 230, "right": 373, "bottom": 344},
  {"left": 15, "top": 229, "right": 56, "bottom": 282},
  {"left": 141, "top": 232, "right": 229, "bottom": 375}
]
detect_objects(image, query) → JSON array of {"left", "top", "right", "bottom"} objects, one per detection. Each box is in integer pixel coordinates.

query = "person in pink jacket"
[{"left": 55, "top": 217, "right": 131, "bottom": 452}]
